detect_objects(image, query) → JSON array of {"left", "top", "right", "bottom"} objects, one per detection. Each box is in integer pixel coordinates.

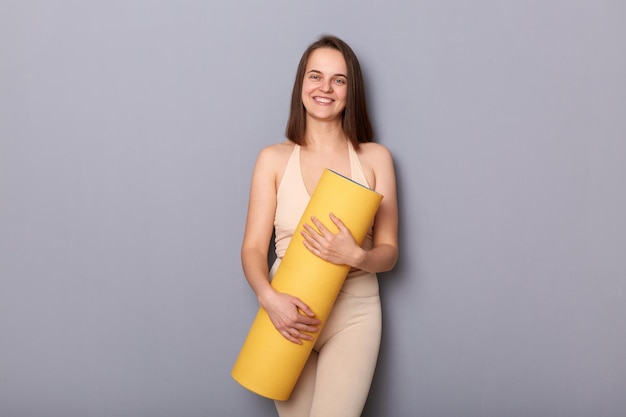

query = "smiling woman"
[
  {"left": 285, "top": 36, "right": 374, "bottom": 150},
  {"left": 301, "top": 48, "right": 348, "bottom": 123},
  {"left": 239, "top": 35, "right": 398, "bottom": 417}
]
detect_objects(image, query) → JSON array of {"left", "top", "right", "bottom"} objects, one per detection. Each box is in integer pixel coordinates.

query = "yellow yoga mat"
[{"left": 232, "top": 169, "right": 383, "bottom": 400}]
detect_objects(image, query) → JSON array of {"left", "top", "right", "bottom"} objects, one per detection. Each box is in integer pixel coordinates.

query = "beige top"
[{"left": 274, "top": 142, "right": 374, "bottom": 259}]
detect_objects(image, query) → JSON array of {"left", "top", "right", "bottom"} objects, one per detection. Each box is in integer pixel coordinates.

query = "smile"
[{"left": 313, "top": 96, "right": 333, "bottom": 104}]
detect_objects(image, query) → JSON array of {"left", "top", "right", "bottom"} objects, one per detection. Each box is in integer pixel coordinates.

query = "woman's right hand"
[{"left": 259, "top": 289, "right": 321, "bottom": 344}]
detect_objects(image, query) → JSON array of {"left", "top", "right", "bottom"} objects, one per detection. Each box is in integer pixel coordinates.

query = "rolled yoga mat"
[{"left": 232, "top": 168, "right": 383, "bottom": 400}]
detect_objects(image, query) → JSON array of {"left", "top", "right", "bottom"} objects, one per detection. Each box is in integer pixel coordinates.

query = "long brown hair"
[{"left": 285, "top": 35, "right": 374, "bottom": 149}]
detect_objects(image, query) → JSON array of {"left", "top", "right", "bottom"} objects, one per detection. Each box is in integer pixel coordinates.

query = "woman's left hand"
[{"left": 301, "top": 213, "right": 363, "bottom": 267}]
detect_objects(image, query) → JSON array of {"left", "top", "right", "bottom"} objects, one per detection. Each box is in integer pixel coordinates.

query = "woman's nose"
[{"left": 319, "top": 79, "right": 333, "bottom": 93}]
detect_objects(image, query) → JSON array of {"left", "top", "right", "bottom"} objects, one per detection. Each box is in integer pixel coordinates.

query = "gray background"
[{"left": 1, "top": 1, "right": 625, "bottom": 416}]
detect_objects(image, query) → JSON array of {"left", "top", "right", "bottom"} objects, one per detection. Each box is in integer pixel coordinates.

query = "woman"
[{"left": 241, "top": 35, "right": 398, "bottom": 417}]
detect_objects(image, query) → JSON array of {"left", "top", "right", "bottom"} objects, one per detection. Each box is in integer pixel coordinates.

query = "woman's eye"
[
  {"left": 334, "top": 78, "right": 346, "bottom": 85},
  {"left": 310, "top": 74, "right": 320, "bottom": 80}
]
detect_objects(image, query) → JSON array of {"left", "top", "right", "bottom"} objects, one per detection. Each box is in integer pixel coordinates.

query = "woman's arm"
[
  {"left": 301, "top": 143, "right": 399, "bottom": 273},
  {"left": 241, "top": 145, "right": 321, "bottom": 344},
  {"left": 357, "top": 143, "right": 399, "bottom": 272},
  {"left": 240, "top": 146, "right": 278, "bottom": 301}
]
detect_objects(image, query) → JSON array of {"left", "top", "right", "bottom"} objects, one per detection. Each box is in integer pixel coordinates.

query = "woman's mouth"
[{"left": 313, "top": 96, "right": 333, "bottom": 104}]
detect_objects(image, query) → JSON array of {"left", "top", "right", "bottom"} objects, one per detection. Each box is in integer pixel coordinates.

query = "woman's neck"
[{"left": 303, "top": 117, "right": 346, "bottom": 150}]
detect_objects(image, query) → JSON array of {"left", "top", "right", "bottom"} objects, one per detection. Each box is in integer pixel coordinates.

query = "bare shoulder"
[
  {"left": 252, "top": 141, "right": 295, "bottom": 190},
  {"left": 255, "top": 140, "right": 295, "bottom": 169},
  {"left": 357, "top": 142, "right": 394, "bottom": 166},
  {"left": 356, "top": 142, "right": 395, "bottom": 191}
]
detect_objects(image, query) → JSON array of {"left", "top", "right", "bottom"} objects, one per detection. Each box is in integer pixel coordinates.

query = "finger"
[
  {"left": 301, "top": 236, "right": 316, "bottom": 252},
  {"left": 301, "top": 231, "right": 324, "bottom": 253},
  {"left": 292, "top": 324, "right": 317, "bottom": 338},
  {"left": 284, "top": 325, "right": 315, "bottom": 342},
  {"left": 310, "top": 216, "right": 332, "bottom": 235},
  {"left": 293, "top": 298, "right": 319, "bottom": 320},
  {"left": 329, "top": 213, "right": 348, "bottom": 232},
  {"left": 294, "top": 321, "right": 320, "bottom": 333},
  {"left": 302, "top": 224, "right": 321, "bottom": 240},
  {"left": 295, "top": 313, "right": 321, "bottom": 327},
  {"left": 301, "top": 238, "right": 324, "bottom": 260},
  {"left": 281, "top": 330, "right": 303, "bottom": 344}
]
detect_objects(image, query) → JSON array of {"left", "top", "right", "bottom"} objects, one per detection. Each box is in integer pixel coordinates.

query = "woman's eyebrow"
[{"left": 306, "top": 69, "right": 348, "bottom": 78}]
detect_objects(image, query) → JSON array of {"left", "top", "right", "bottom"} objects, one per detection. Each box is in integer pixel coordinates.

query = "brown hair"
[{"left": 285, "top": 35, "right": 374, "bottom": 149}]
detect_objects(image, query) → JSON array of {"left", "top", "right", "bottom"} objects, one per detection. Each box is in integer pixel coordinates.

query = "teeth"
[{"left": 315, "top": 97, "right": 332, "bottom": 104}]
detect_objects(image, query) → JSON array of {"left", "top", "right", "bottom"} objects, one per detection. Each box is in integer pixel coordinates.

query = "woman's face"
[{"left": 301, "top": 48, "right": 348, "bottom": 123}]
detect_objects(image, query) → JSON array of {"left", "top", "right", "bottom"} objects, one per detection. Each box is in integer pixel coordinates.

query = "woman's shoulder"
[
  {"left": 256, "top": 140, "right": 295, "bottom": 163},
  {"left": 356, "top": 142, "right": 395, "bottom": 190},
  {"left": 357, "top": 141, "right": 394, "bottom": 164},
  {"left": 259, "top": 140, "right": 295, "bottom": 156},
  {"left": 253, "top": 140, "right": 296, "bottom": 178}
]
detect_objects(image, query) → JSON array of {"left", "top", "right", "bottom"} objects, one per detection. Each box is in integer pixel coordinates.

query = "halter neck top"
[{"left": 274, "top": 142, "right": 374, "bottom": 258}]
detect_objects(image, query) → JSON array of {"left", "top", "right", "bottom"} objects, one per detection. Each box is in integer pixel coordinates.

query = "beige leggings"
[{"left": 272, "top": 267, "right": 382, "bottom": 417}]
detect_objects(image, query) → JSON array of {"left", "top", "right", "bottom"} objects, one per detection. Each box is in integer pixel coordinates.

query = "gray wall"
[{"left": 1, "top": 1, "right": 624, "bottom": 416}]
